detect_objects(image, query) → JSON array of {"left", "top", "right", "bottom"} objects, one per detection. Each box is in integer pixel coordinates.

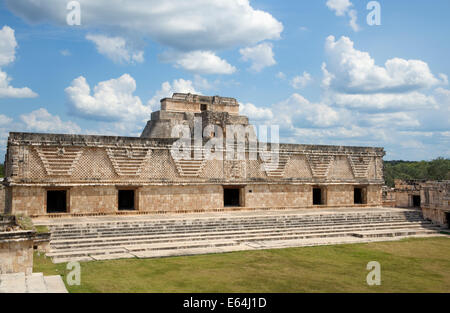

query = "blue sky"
[{"left": 0, "top": 0, "right": 449, "bottom": 161}]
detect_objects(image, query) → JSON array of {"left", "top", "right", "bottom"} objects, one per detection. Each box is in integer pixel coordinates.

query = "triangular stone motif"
[
  {"left": 348, "top": 155, "right": 372, "bottom": 178},
  {"left": 261, "top": 152, "right": 291, "bottom": 177},
  {"left": 107, "top": 148, "right": 150, "bottom": 176},
  {"left": 35, "top": 147, "right": 83, "bottom": 176},
  {"left": 306, "top": 154, "right": 334, "bottom": 178}
]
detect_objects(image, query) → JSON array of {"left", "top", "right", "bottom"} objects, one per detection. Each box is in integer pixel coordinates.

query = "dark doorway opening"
[
  {"left": 354, "top": 188, "right": 363, "bottom": 204},
  {"left": 412, "top": 195, "right": 421, "bottom": 207},
  {"left": 313, "top": 188, "right": 322, "bottom": 205},
  {"left": 47, "top": 190, "right": 67, "bottom": 213},
  {"left": 118, "top": 190, "right": 135, "bottom": 210},
  {"left": 446, "top": 213, "right": 450, "bottom": 229},
  {"left": 224, "top": 188, "right": 241, "bottom": 207}
]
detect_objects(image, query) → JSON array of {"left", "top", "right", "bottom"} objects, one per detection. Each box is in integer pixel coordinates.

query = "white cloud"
[
  {"left": 326, "top": 0, "right": 359, "bottom": 32},
  {"left": 86, "top": 34, "right": 144, "bottom": 64},
  {"left": 240, "top": 102, "right": 273, "bottom": 121},
  {"left": 0, "top": 70, "right": 38, "bottom": 98},
  {"left": 326, "top": 0, "right": 353, "bottom": 16},
  {"left": 6, "top": 0, "right": 283, "bottom": 51},
  {"left": 331, "top": 91, "right": 437, "bottom": 111},
  {"left": 60, "top": 49, "right": 71, "bottom": 56},
  {"left": 0, "top": 25, "right": 37, "bottom": 98},
  {"left": 0, "top": 114, "right": 13, "bottom": 126},
  {"left": 323, "top": 36, "right": 441, "bottom": 94},
  {"left": 240, "top": 42, "right": 276, "bottom": 72},
  {"left": 162, "top": 50, "right": 236, "bottom": 75},
  {"left": 290, "top": 72, "right": 313, "bottom": 89},
  {"left": 20, "top": 108, "right": 81, "bottom": 133},
  {"left": 147, "top": 79, "right": 199, "bottom": 111},
  {"left": 0, "top": 25, "right": 17, "bottom": 66},
  {"left": 276, "top": 72, "right": 286, "bottom": 80},
  {"left": 65, "top": 74, "right": 151, "bottom": 122},
  {"left": 348, "top": 10, "right": 360, "bottom": 32}
]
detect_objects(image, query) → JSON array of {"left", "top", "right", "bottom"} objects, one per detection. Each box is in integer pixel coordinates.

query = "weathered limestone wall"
[
  {"left": 10, "top": 186, "right": 45, "bottom": 216},
  {"left": 0, "top": 239, "right": 33, "bottom": 275},
  {"left": 139, "top": 185, "right": 223, "bottom": 212},
  {"left": 0, "top": 183, "right": 4, "bottom": 213},
  {"left": 244, "top": 184, "right": 311, "bottom": 208},
  {"left": 70, "top": 186, "right": 117, "bottom": 214}
]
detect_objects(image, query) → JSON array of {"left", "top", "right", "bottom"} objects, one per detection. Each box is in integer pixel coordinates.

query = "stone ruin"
[{"left": 1, "top": 93, "right": 385, "bottom": 217}]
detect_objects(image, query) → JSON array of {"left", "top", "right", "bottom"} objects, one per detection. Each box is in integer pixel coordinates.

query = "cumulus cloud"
[
  {"left": 331, "top": 91, "right": 437, "bottom": 111},
  {"left": 5, "top": 0, "right": 283, "bottom": 51},
  {"left": 240, "top": 42, "right": 276, "bottom": 72},
  {"left": 0, "top": 70, "right": 38, "bottom": 98},
  {"left": 0, "top": 25, "right": 17, "bottom": 66},
  {"left": 240, "top": 102, "right": 273, "bottom": 121},
  {"left": 20, "top": 108, "right": 81, "bottom": 133},
  {"left": 147, "top": 78, "right": 199, "bottom": 111},
  {"left": 161, "top": 50, "right": 236, "bottom": 75},
  {"left": 326, "top": 0, "right": 359, "bottom": 32},
  {"left": 0, "top": 25, "right": 37, "bottom": 98},
  {"left": 326, "top": 0, "right": 353, "bottom": 16},
  {"left": 86, "top": 34, "right": 144, "bottom": 64},
  {"left": 323, "top": 36, "right": 442, "bottom": 94},
  {"left": 65, "top": 74, "right": 151, "bottom": 122},
  {"left": 290, "top": 72, "right": 313, "bottom": 89}
]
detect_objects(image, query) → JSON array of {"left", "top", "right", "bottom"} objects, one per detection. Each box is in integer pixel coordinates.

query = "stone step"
[
  {"left": 47, "top": 225, "right": 442, "bottom": 259},
  {"left": 49, "top": 224, "right": 438, "bottom": 251},
  {"left": 25, "top": 272, "right": 47, "bottom": 293},
  {"left": 48, "top": 218, "right": 428, "bottom": 238},
  {"left": 0, "top": 272, "right": 67, "bottom": 293},
  {"left": 43, "top": 275, "right": 68, "bottom": 293},
  {"left": 0, "top": 272, "right": 26, "bottom": 293},
  {"left": 49, "top": 222, "right": 433, "bottom": 248},
  {"left": 45, "top": 215, "right": 426, "bottom": 231},
  {"left": 351, "top": 228, "right": 440, "bottom": 238}
]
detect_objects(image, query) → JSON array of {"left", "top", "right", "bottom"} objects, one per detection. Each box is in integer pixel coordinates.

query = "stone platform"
[
  {"left": 33, "top": 207, "right": 449, "bottom": 263},
  {"left": 0, "top": 272, "right": 67, "bottom": 293}
]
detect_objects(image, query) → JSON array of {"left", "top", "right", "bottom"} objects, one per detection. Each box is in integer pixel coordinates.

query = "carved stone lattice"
[{"left": 224, "top": 160, "right": 246, "bottom": 179}]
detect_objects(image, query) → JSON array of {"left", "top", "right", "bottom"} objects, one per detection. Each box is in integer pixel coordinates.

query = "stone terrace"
[{"left": 33, "top": 207, "right": 449, "bottom": 263}]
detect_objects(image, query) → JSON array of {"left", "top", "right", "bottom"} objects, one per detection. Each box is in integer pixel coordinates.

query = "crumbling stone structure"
[
  {"left": 389, "top": 179, "right": 450, "bottom": 226},
  {"left": 2, "top": 94, "right": 385, "bottom": 217}
]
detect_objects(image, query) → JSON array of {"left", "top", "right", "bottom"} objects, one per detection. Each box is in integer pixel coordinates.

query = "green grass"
[{"left": 34, "top": 237, "right": 450, "bottom": 293}]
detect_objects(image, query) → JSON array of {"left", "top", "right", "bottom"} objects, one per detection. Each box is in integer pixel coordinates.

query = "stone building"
[
  {"left": 2, "top": 93, "right": 385, "bottom": 217},
  {"left": 388, "top": 179, "right": 450, "bottom": 226}
]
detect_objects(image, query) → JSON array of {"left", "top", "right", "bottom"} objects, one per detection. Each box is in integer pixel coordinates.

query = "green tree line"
[
  {"left": 0, "top": 163, "right": 3, "bottom": 178},
  {"left": 384, "top": 157, "right": 450, "bottom": 187}
]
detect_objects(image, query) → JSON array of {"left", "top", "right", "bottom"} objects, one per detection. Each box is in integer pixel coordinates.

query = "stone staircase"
[
  {"left": 0, "top": 272, "right": 68, "bottom": 293},
  {"left": 39, "top": 209, "right": 447, "bottom": 263}
]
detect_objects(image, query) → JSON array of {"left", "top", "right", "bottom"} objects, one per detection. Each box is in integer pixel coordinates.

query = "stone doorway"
[
  {"left": 224, "top": 187, "right": 241, "bottom": 207},
  {"left": 412, "top": 195, "right": 421, "bottom": 207},
  {"left": 118, "top": 190, "right": 135, "bottom": 210},
  {"left": 354, "top": 188, "right": 363, "bottom": 204},
  {"left": 313, "top": 188, "right": 323, "bottom": 205},
  {"left": 46, "top": 190, "right": 67, "bottom": 213}
]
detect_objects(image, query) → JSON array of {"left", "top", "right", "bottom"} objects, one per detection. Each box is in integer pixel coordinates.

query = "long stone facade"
[{"left": 2, "top": 94, "right": 385, "bottom": 217}]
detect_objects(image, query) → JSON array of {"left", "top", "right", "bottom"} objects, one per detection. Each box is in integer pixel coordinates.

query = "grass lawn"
[{"left": 34, "top": 237, "right": 450, "bottom": 293}]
